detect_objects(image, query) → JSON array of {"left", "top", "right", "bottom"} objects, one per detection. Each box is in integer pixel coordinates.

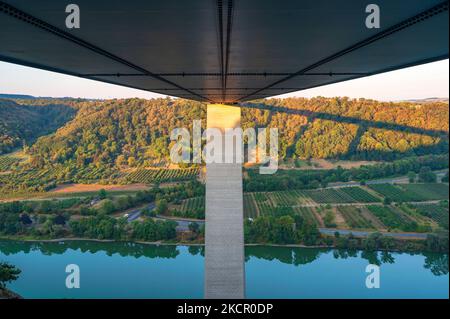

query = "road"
[
  {"left": 155, "top": 215, "right": 205, "bottom": 231},
  {"left": 126, "top": 203, "right": 156, "bottom": 222},
  {"left": 319, "top": 228, "right": 428, "bottom": 239}
]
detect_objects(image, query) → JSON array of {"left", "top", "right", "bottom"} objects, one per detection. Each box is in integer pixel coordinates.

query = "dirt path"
[{"left": 50, "top": 183, "right": 150, "bottom": 193}]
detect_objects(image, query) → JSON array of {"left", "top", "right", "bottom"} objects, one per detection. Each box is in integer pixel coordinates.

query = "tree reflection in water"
[{"left": 0, "top": 240, "right": 447, "bottom": 276}]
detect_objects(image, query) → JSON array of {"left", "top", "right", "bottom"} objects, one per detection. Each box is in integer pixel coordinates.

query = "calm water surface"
[{"left": 0, "top": 240, "right": 447, "bottom": 299}]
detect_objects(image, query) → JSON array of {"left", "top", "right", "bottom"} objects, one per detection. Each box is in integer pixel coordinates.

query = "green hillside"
[
  {"left": 0, "top": 99, "right": 76, "bottom": 154},
  {"left": 0, "top": 96, "right": 448, "bottom": 193}
]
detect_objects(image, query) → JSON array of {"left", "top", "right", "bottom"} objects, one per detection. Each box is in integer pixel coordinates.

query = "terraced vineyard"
[
  {"left": 0, "top": 156, "right": 17, "bottom": 171},
  {"left": 400, "top": 183, "right": 449, "bottom": 201},
  {"left": 415, "top": 204, "right": 449, "bottom": 229},
  {"left": 337, "top": 206, "right": 375, "bottom": 229},
  {"left": 127, "top": 168, "right": 199, "bottom": 184},
  {"left": 303, "top": 187, "right": 378, "bottom": 204}
]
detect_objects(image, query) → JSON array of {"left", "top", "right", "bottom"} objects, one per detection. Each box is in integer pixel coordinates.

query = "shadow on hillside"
[{"left": 242, "top": 101, "right": 449, "bottom": 160}]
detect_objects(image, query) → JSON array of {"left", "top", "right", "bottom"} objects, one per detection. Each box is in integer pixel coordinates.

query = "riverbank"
[
  {"left": 0, "top": 234, "right": 440, "bottom": 253},
  {"left": 0, "top": 287, "right": 22, "bottom": 299}
]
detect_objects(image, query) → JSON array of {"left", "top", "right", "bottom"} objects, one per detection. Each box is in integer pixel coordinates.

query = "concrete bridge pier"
[{"left": 204, "top": 104, "right": 245, "bottom": 299}]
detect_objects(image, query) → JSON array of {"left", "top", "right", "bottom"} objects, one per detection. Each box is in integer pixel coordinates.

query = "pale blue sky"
[{"left": 0, "top": 59, "right": 448, "bottom": 101}]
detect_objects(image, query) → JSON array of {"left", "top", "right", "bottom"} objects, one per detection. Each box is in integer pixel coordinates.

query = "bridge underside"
[{"left": 0, "top": 0, "right": 448, "bottom": 103}]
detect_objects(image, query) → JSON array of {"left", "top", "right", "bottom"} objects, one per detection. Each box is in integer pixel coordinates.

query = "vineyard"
[
  {"left": 292, "top": 207, "right": 321, "bottom": 226},
  {"left": 337, "top": 206, "right": 375, "bottom": 229},
  {"left": 369, "top": 184, "right": 417, "bottom": 202},
  {"left": 400, "top": 183, "right": 449, "bottom": 201},
  {"left": 369, "top": 183, "right": 449, "bottom": 202},
  {"left": 173, "top": 196, "right": 205, "bottom": 219},
  {"left": 366, "top": 205, "right": 425, "bottom": 232},
  {"left": 126, "top": 168, "right": 199, "bottom": 184},
  {"left": 303, "top": 187, "right": 379, "bottom": 204},
  {"left": 338, "top": 187, "right": 381, "bottom": 203},
  {"left": 0, "top": 156, "right": 17, "bottom": 171},
  {"left": 415, "top": 204, "right": 449, "bottom": 229},
  {"left": 244, "top": 193, "right": 259, "bottom": 218}
]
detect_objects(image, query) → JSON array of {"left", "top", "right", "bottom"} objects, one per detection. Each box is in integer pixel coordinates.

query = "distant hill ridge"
[
  {"left": 402, "top": 98, "right": 449, "bottom": 104},
  {"left": 0, "top": 93, "right": 36, "bottom": 99}
]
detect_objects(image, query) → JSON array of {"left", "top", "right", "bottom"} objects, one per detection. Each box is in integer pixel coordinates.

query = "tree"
[
  {"left": 154, "top": 199, "right": 168, "bottom": 215},
  {"left": 189, "top": 222, "right": 200, "bottom": 234},
  {"left": 0, "top": 262, "right": 21, "bottom": 289},
  {"left": 407, "top": 171, "right": 416, "bottom": 183},
  {"left": 99, "top": 199, "right": 115, "bottom": 215},
  {"left": 418, "top": 166, "right": 437, "bottom": 183},
  {"left": 19, "top": 213, "right": 32, "bottom": 225},
  {"left": 127, "top": 156, "right": 137, "bottom": 167},
  {"left": 98, "top": 189, "right": 107, "bottom": 200}
]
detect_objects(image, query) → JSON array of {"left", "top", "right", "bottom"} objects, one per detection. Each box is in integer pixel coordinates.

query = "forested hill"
[
  {"left": 0, "top": 99, "right": 76, "bottom": 154},
  {"left": 242, "top": 97, "right": 448, "bottom": 160},
  {"left": 1, "top": 97, "right": 448, "bottom": 175}
]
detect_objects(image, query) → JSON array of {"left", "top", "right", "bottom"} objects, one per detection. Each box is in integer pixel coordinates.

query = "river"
[{"left": 0, "top": 240, "right": 447, "bottom": 299}]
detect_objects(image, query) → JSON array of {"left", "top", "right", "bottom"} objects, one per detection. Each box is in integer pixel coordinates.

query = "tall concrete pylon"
[{"left": 204, "top": 104, "right": 245, "bottom": 299}]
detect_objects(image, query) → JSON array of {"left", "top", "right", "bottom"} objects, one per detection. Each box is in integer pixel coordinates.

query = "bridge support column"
[{"left": 204, "top": 104, "right": 245, "bottom": 299}]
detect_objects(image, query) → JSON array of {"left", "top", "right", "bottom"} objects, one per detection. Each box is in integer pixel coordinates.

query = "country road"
[
  {"left": 125, "top": 203, "right": 156, "bottom": 222},
  {"left": 155, "top": 215, "right": 205, "bottom": 231}
]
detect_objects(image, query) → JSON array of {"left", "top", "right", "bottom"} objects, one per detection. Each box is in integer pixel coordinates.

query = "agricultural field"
[
  {"left": 337, "top": 206, "right": 376, "bottom": 230},
  {"left": 0, "top": 156, "right": 16, "bottom": 171},
  {"left": 339, "top": 187, "right": 381, "bottom": 203},
  {"left": 369, "top": 183, "right": 449, "bottom": 202},
  {"left": 126, "top": 168, "right": 199, "bottom": 184},
  {"left": 414, "top": 204, "right": 449, "bottom": 230},
  {"left": 244, "top": 193, "right": 259, "bottom": 218},
  {"left": 292, "top": 207, "right": 321, "bottom": 226},
  {"left": 400, "top": 183, "right": 449, "bottom": 201},
  {"left": 366, "top": 205, "right": 426, "bottom": 232},
  {"left": 267, "top": 190, "right": 312, "bottom": 206},
  {"left": 303, "top": 187, "right": 379, "bottom": 204},
  {"left": 172, "top": 196, "right": 205, "bottom": 219},
  {"left": 394, "top": 205, "right": 436, "bottom": 232},
  {"left": 179, "top": 196, "right": 205, "bottom": 213},
  {"left": 369, "top": 184, "right": 417, "bottom": 202}
]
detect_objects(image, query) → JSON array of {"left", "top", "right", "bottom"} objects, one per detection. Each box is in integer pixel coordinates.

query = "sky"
[{"left": 0, "top": 59, "right": 448, "bottom": 101}]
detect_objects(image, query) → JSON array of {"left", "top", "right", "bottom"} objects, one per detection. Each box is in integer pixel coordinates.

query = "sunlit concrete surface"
[{"left": 205, "top": 104, "right": 245, "bottom": 299}]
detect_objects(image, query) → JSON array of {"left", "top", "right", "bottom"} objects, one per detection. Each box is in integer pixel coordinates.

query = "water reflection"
[{"left": 0, "top": 240, "right": 447, "bottom": 276}]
